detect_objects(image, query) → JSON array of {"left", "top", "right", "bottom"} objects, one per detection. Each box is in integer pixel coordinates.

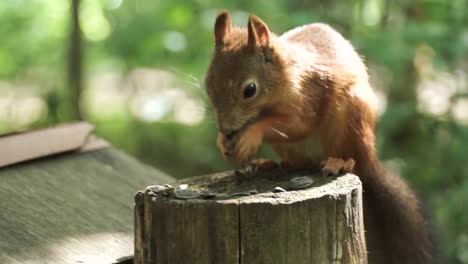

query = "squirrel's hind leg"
[{"left": 320, "top": 157, "right": 355, "bottom": 177}]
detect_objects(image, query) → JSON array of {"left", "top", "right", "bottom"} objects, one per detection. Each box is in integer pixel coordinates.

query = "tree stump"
[{"left": 134, "top": 169, "right": 367, "bottom": 264}]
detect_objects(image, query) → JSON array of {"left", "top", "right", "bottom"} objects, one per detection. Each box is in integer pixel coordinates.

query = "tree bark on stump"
[{"left": 134, "top": 169, "right": 367, "bottom": 264}]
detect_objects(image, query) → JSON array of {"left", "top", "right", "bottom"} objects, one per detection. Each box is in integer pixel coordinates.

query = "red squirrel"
[{"left": 205, "top": 11, "right": 433, "bottom": 263}]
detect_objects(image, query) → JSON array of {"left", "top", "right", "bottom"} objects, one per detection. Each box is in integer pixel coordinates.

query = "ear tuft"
[
  {"left": 214, "top": 11, "right": 231, "bottom": 46},
  {"left": 248, "top": 15, "right": 270, "bottom": 47}
]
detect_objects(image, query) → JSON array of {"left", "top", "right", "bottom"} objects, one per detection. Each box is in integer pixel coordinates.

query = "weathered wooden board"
[
  {"left": 135, "top": 170, "right": 367, "bottom": 264},
  {"left": 0, "top": 148, "right": 173, "bottom": 264}
]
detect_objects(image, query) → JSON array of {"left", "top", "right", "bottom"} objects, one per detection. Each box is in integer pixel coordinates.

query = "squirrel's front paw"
[
  {"left": 248, "top": 159, "right": 278, "bottom": 172},
  {"left": 217, "top": 132, "right": 236, "bottom": 159},
  {"left": 234, "top": 132, "right": 262, "bottom": 165},
  {"left": 217, "top": 129, "right": 262, "bottom": 165},
  {"left": 320, "top": 157, "right": 355, "bottom": 177}
]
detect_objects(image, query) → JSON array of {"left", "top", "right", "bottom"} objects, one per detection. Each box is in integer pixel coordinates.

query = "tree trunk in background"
[{"left": 68, "top": 0, "right": 83, "bottom": 120}]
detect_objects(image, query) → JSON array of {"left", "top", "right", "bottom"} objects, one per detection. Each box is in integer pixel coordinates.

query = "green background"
[{"left": 0, "top": 0, "right": 467, "bottom": 262}]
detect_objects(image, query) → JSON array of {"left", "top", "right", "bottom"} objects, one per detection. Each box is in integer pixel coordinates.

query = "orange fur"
[{"left": 205, "top": 11, "right": 433, "bottom": 263}]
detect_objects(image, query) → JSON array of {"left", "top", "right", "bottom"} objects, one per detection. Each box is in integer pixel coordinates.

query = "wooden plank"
[
  {"left": 0, "top": 122, "right": 96, "bottom": 167},
  {"left": 0, "top": 148, "right": 173, "bottom": 264}
]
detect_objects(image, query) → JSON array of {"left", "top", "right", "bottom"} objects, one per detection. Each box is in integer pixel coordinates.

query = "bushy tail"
[{"left": 358, "top": 158, "right": 434, "bottom": 264}]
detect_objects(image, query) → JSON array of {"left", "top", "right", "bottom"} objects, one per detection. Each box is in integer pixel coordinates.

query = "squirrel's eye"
[{"left": 243, "top": 83, "right": 257, "bottom": 98}]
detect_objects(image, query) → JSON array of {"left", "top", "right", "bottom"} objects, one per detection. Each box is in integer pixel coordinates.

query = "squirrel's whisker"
[{"left": 271, "top": 127, "right": 288, "bottom": 139}]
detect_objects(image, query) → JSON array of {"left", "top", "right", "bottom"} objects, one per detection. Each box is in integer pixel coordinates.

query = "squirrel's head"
[{"left": 205, "top": 11, "right": 288, "bottom": 137}]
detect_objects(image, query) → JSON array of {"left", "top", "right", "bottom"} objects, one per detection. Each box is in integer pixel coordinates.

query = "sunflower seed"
[
  {"left": 201, "top": 190, "right": 217, "bottom": 199},
  {"left": 174, "top": 189, "right": 200, "bottom": 199},
  {"left": 289, "top": 176, "right": 314, "bottom": 190}
]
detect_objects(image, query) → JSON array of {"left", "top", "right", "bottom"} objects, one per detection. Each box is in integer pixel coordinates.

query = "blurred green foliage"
[{"left": 1, "top": 0, "right": 468, "bottom": 262}]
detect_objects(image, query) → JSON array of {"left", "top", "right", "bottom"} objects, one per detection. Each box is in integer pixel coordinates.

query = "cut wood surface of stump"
[{"left": 135, "top": 168, "right": 367, "bottom": 264}]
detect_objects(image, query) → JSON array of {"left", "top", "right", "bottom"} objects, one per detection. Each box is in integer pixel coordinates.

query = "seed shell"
[
  {"left": 289, "top": 176, "right": 314, "bottom": 190},
  {"left": 174, "top": 189, "right": 200, "bottom": 199}
]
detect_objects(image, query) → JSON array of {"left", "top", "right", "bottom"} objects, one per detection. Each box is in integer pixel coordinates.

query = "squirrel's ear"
[
  {"left": 214, "top": 11, "right": 231, "bottom": 46},
  {"left": 248, "top": 15, "right": 270, "bottom": 47}
]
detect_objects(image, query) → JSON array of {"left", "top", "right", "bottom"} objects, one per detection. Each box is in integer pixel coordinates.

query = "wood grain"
[
  {"left": 0, "top": 148, "right": 173, "bottom": 264},
  {"left": 135, "top": 170, "right": 367, "bottom": 264}
]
